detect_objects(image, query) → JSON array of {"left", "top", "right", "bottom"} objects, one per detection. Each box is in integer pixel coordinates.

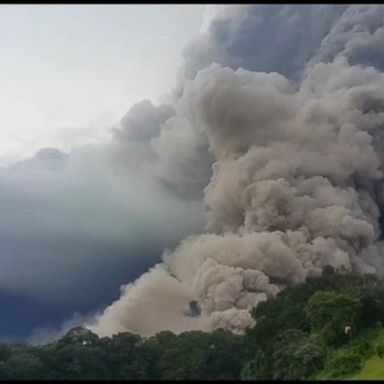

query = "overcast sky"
[
  {"left": 0, "top": 4, "right": 209, "bottom": 341},
  {"left": 0, "top": 4, "right": 205, "bottom": 164}
]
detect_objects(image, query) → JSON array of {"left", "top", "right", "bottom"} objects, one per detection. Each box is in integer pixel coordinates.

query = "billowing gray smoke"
[{"left": 88, "top": 4, "right": 384, "bottom": 336}]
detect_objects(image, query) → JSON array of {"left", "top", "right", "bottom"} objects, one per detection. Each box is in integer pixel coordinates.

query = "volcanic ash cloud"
[{"left": 88, "top": 5, "right": 384, "bottom": 337}]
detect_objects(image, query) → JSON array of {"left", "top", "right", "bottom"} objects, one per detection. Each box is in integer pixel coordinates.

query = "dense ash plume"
[
  {"left": 311, "top": 4, "right": 384, "bottom": 70},
  {"left": 88, "top": 5, "right": 384, "bottom": 337}
]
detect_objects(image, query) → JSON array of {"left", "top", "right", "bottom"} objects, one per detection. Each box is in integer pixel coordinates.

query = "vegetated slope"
[
  {"left": 349, "top": 355, "right": 384, "bottom": 380},
  {"left": 1, "top": 266, "right": 384, "bottom": 380}
]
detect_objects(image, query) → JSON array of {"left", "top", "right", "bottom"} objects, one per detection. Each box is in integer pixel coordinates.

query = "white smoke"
[{"left": 88, "top": 5, "right": 384, "bottom": 337}]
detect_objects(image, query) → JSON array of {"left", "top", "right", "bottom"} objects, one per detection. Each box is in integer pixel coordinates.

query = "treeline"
[{"left": 1, "top": 266, "right": 384, "bottom": 380}]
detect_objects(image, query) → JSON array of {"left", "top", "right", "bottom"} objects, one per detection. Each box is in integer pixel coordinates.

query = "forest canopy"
[{"left": 1, "top": 267, "right": 384, "bottom": 380}]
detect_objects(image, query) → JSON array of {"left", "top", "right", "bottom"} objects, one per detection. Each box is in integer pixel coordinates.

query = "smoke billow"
[{"left": 88, "top": 5, "right": 384, "bottom": 337}]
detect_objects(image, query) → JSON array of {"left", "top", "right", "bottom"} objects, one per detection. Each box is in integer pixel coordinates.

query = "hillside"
[
  {"left": 1, "top": 266, "right": 384, "bottom": 380},
  {"left": 349, "top": 356, "right": 384, "bottom": 380}
]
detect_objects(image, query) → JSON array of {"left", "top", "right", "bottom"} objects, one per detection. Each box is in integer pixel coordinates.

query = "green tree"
[
  {"left": 305, "top": 291, "right": 362, "bottom": 345},
  {"left": 2, "top": 353, "right": 44, "bottom": 380},
  {"left": 104, "top": 332, "right": 148, "bottom": 380},
  {"left": 360, "top": 294, "right": 384, "bottom": 326},
  {"left": 293, "top": 340, "right": 326, "bottom": 375},
  {"left": 51, "top": 343, "right": 108, "bottom": 379},
  {"left": 203, "top": 329, "right": 249, "bottom": 379},
  {"left": 240, "top": 349, "right": 268, "bottom": 380},
  {"left": 270, "top": 329, "right": 311, "bottom": 380},
  {"left": 324, "top": 348, "right": 363, "bottom": 378},
  {"left": 376, "top": 342, "right": 384, "bottom": 358},
  {"left": 0, "top": 343, "right": 11, "bottom": 362},
  {"left": 157, "top": 331, "right": 210, "bottom": 380}
]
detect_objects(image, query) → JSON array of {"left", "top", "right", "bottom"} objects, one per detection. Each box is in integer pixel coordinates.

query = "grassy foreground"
[
  {"left": 312, "top": 327, "right": 384, "bottom": 380},
  {"left": 349, "top": 356, "right": 384, "bottom": 380}
]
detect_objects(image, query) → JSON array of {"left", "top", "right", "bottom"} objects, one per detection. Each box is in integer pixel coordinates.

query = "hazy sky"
[
  {"left": 0, "top": 4, "right": 210, "bottom": 341},
  {"left": 0, "top": 4, "right": 206, "bottom": 164}
]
